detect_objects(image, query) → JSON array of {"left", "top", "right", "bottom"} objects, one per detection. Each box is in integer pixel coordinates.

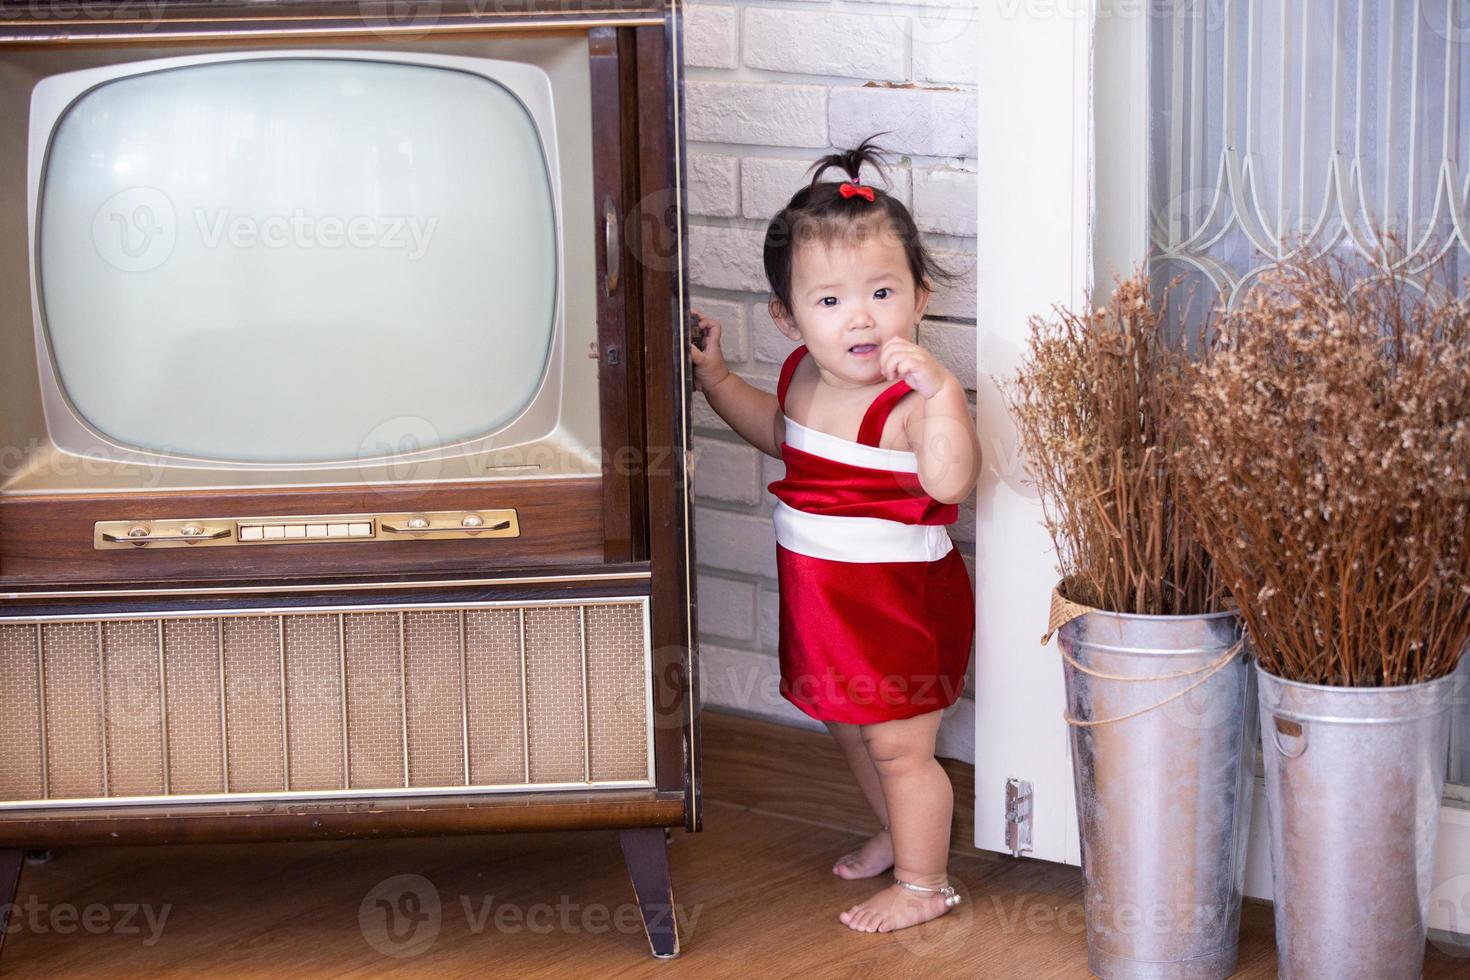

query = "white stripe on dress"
[
  {"left": 782, "top": 417, "right": 920, "bottom": 473},
  {"left": 773, "top": 501, "right": 954, "bottom": 564}
]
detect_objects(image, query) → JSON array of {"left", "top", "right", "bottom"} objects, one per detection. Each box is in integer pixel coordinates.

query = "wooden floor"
[{"left": 1, "top": 711, "right": 1466, "bottom": 977}]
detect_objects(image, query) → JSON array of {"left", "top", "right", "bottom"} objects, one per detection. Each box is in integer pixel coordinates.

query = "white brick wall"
[
  {"left": 688, "top": 153, "right": 740, "bottom": 218},
  {"left": 688, "top": 224, "right": 768, "bottom": 293},
  {"left": 743, "top": 9, "right": 908, "bottom": 81},
  {"left": 692, "top": 435, "right": 762, "bottom": 505},
  {"left": 684, "top": 4, "right": 739, "bottom": 69},
  {"left": 829, "top": 87, "right": 978, "bottom": 159},
  {"left": 683, "top": 0, "right": 979, "bottom": 761},
  {"left": 685, "top": 80, "right": 828, "bottom": 146},
  {"left": 913, "top": 167, "right": 978, "bottom": 238}
]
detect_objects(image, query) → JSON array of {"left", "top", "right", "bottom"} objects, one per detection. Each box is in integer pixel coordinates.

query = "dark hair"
[{"left": 761, "top": 133, "right": 962, "bottom": 317}]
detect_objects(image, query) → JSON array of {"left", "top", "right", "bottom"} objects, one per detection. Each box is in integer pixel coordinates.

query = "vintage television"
[{"left": 0, "top": 0, "right": 698, "bottom": 961}]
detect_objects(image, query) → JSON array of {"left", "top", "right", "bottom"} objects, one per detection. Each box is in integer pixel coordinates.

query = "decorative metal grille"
[
  {"left": 1150, "top": 1, "right": 1470, "bottom": 311},
  {"left": 1148, "top": 0, "right": 1470, "bottom": 792},
  {"left": 0, "top": 598, "right": 653, "bottom": 810}
]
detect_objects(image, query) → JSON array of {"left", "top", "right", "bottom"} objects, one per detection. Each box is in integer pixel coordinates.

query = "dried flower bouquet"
[
  {"left": 1175, "top": 249, "right": 1470, "bottom": 686},
  {"left": 1006, "top": 274, "right": 1219, "bottom": 616}
]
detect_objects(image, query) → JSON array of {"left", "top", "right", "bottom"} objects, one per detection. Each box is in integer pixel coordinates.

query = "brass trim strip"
[
  {"left": 96, "top": 621, "right": 108, "bottom": 798},
  {"left": 338, "top": 613, "right": 349, "bottom": 790},
  {"left": 518, "top": 608, "right": 530, "bottom": 784},
  {"left": 458, "top": 608, "right": 470, "bottom": 786},
  {"left": 0, "top": 779, "right": 658, "bottom": 812},
  {"left": 670, "top": 0, "right": 698, "bottom": 833},
  {"left": 0, "top": 596, "right": 647, "bottom": 624},
  {"left": 642, "top": 601, "right": 655, "bottom": 783},
  {"left": 580, "top": 605, "right": 590, "bottom": 784},
  {"left": 217, "top": 620, "right": 228, "bottom": 793},
  {"left": 94, "top": 509, "right": 519, "bottom": 550},
  {"left": 3, "top": 571, "right": 651, "bottom": 602},
  {"left": 35, "top": 624, "right": 48, "bottom": 801},
  {"left": 279, "top": 617, "right": 290, "bottom": 791},
  {"left": 0, "top": 15, "right": 664, "bottom": 45},
  {"left": 0, "top": 9, "right": 660, "bottom": 27},
  {"left": 158, "top": 619, "right": 170, "bottom": 796},
  {"left": 398, "top": 611, "right": 409, "bottom": 789}
]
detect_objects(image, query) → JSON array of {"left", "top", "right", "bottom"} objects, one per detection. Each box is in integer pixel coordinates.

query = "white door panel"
[{"left": 974, "top": 1, "right": 1092, "bottom": 864}]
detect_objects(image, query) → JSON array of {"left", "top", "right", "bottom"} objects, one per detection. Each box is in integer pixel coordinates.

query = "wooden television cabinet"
[{"left": 0, "top": 0, "right": 699, "bottom": 960}]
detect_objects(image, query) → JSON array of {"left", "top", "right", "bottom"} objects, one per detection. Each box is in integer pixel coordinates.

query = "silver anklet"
[{"left": 894, "top": 876, "right": 962, "bottom": 908}]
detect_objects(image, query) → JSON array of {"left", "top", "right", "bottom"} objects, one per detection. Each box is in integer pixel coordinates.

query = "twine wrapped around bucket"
[{"left": 1042, "top": 583, "right": 1245, "bottom": 728}]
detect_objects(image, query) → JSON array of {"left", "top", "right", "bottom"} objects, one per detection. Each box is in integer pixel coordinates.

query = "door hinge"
[{"left": 1005, "top": 778, "right": 1033, "bottom": 857}]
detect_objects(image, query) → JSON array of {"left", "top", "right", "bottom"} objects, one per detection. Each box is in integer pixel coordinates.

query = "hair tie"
[{"left": 839, "top": 181, "right": 875, "bottom": 202}]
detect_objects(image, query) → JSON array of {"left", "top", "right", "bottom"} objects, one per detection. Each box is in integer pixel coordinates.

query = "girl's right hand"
[{"left": 689, "top": 310, "right": 730, "bottom": 394}]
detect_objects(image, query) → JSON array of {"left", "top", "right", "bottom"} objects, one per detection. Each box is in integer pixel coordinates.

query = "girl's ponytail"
[{"left": 805, "top": 133, "right": 894, "bottom": 190}]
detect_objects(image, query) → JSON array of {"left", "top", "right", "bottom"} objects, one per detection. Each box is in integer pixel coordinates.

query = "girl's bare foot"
[
  {"left": 838, "top": 881, "right": 953, "bottom": 933},
  {"left": 831, "top": 828, "right": 894, "bottom": 879}
]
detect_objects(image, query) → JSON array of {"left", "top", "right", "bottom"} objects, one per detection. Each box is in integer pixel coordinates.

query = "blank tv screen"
[{"left": 37, "top": 57, "right": 557, "bottom": 464}]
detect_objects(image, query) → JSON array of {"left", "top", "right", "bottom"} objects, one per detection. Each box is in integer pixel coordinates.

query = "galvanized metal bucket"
[
  {"left": 1057, "top": 604, "right": 1256, "bottom": 980},
  {"left": 1258, "top": 664, "right": 1458, "bottom": 980}
]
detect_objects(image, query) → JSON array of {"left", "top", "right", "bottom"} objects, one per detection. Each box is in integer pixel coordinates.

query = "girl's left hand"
[{"left": 878, "top": 337, "right": 952, "bottom": 399}]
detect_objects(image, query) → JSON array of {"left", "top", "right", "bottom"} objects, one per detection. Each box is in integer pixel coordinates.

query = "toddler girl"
[{"left": 689, "top": 136, "right": 980, "bottom": 934}]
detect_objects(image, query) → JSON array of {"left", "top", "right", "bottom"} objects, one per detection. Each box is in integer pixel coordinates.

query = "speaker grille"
[{"left": 0, "top": 599, "right": 652, "bottom": 809}]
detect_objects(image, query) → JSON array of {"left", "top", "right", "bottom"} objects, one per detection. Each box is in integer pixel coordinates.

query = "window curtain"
[{"left": 1146, "top": 0, "right": 1470, "bottom": 789}]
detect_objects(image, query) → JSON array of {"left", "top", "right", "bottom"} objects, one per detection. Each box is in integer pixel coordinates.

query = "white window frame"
[{"left": 974, "top": 2, "right": 1470, "bottom": 930}]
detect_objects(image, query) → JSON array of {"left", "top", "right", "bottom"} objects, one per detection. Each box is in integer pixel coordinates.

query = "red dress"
[{"left": 768, "top": 345, "right": 975, "bottom": 725}]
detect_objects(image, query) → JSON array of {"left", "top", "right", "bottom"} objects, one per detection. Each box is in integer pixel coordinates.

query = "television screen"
[{"left": 36, "top": 56, "right": 558, "bottom": 465}]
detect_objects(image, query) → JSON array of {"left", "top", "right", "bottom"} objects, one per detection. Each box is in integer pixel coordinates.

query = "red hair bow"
[{"left": 839, "top": 181, "right": 875, "bottom": 202}]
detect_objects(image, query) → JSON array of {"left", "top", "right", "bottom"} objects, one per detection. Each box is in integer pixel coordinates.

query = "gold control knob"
[
  {"left": 127, "top": 525, "right": 150, "bottom": 538},
  {"left": 461, "top": 514, "right": 484, "bottom": 528},
  {"left": 181, "top": 524, "right": 206, "bottom": 537},
  {"left": 406, "top": 516, "right": 430, "bottom": 530}
]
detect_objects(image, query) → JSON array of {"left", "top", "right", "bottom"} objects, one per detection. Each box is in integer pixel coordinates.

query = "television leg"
[
  {"left": 618, "top": 827, "right": 680, "bottom": 959},
  {"left": 0, "top": 848, "right": 23, "bottom": 961}
]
